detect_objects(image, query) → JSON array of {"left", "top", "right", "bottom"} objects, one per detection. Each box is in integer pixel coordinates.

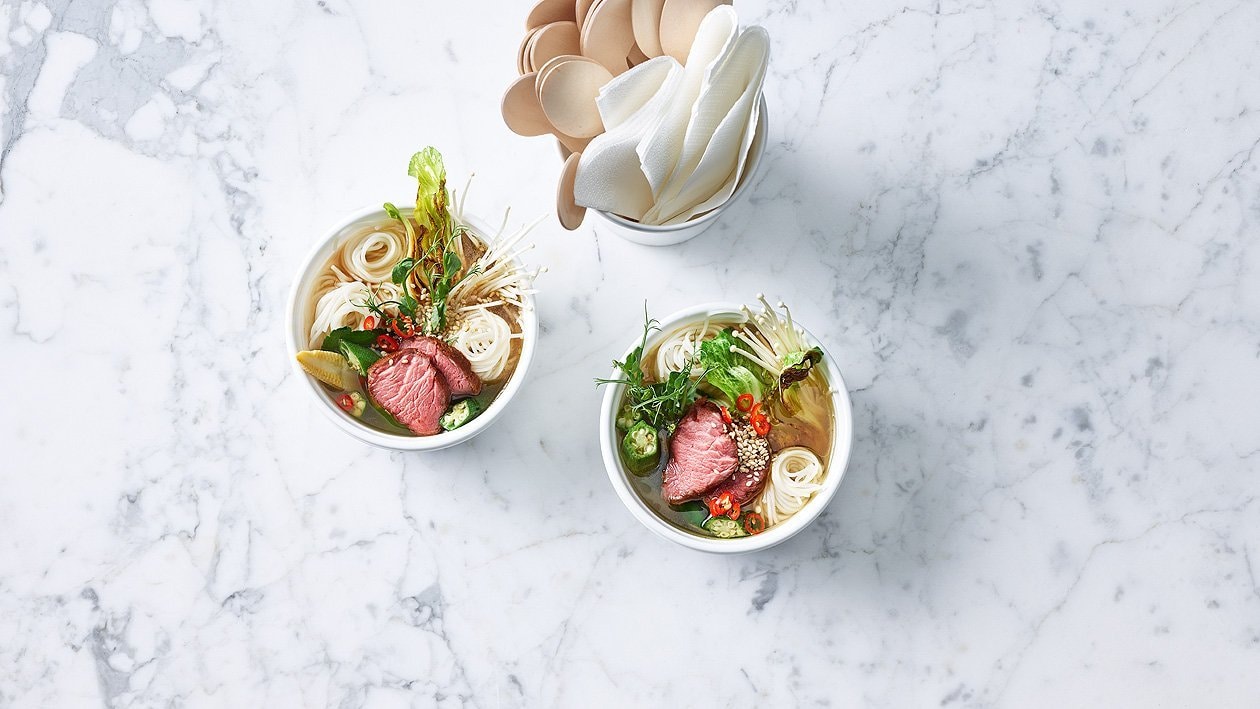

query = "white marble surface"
[{"left": 2, "top": 0, "right": 1259, "bottom": 706}]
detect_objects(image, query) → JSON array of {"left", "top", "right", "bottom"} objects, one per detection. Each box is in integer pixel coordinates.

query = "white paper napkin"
[
  {"left": 635, "top": 5, "right": 738, "bottom": 202},
  {"left": 574, "top": 58, "right": 685, "bottom": 220},
  {"left": 661, "top": 101, "right": 760, "bottom": 224},
  {"left": 648, "top": 26, "right": 769, "bottom": 224},
  {"left": 596, "top": 55, "right": 677, "bottom": 131}
]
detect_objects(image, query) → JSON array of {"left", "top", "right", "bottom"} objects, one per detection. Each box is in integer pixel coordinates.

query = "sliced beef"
[
  {"left": 704, "top": 470, "right": 767, "bottom": 509},
  {"left": 705, "top": 464, "right": 769, "bottom": 509},
  {"left": 661, "top": 401, "right": 739, "bottom": 504},
  {"left": 705, "top": 423, "right": 771, "bottom": 507},
  {"left": 367, "top": 351, "right": 450, "bottom": 435},
  {"left": 400, "top": 336, "right": 482, "bottom": 398}
]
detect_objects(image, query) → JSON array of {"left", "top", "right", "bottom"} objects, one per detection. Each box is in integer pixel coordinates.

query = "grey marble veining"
[{"left": 1, "top": 0, "right": 1258, "bottom": 706}]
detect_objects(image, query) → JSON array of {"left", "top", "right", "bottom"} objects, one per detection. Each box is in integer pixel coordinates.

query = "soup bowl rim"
[
  {"left": 285, "top": 203, "right": 538, "bottom": 451},
  {"left": 598, "top": 301, "right": 854, "bottom": 553}
]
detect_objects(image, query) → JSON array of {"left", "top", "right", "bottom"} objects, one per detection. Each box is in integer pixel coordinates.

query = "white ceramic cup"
[
  {"left": 591, "top": 97, "right": 769, "bottom": 246},
  {"left": 598, "top": 302, "right": 853, "bottom": 553},
  {"left": 285, "top": 205, "right": 538, "bottom": 451}
]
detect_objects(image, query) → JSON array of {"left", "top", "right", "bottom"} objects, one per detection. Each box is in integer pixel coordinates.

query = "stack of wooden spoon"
[{"left": 501, "top": 0, "right": 733, "bottom": 229}]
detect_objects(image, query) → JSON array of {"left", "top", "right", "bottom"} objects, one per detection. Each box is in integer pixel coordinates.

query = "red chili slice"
[
  {"left": 727, "top": 501, "right": 742, "bottom": 520},
  {"left": 719, "top": 406, "right": 733, "bottom": 424},
  {"left": 707, "top": 497, "right": 725, "bottom": 518},
  {"left": 718, "top": 492, "right": 732, "bottom": 509},
  {"left": 736, "top": 393, "right": 754, "bottom": 412},
  {"left": 743, "top": 512, "right": 765, "bottom": 535},
  {"left": 362, "top": 316, "right": 377, "bottom": 330},
  {"left": 336, "top": 394, "right": 354, "bottom": 411},
  {"left": 390, "top": 316, "right": 416, "bottom": 338},
  {"left": 751, "top": 415, "right": 771, "bottom": 437},
  {"left": 375, "top": 334, "right": 400, "bottom": 353}
]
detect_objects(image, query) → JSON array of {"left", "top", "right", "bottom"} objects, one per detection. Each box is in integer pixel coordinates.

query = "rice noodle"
[
  {"left": 449, "top": 308, "right": 514, "bottom": 382},
  {"left": 652, "top": 317, "right": 727, "bottom": 380},
  {"left": 756, "top": 446, "right": 825, "bottom": 527},
  {"left": 311, "top": 270, "right": 343, "bottom": 304},
  {"left": 308, "top": 281, "right": 403, "bottom": 349},
  {"left": 335, "top": 228, "right": 408, "bottom": 283}
]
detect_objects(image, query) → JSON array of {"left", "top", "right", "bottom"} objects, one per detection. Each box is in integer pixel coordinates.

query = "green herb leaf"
[
  {"left": 383, "top": 202, "right": 403, "bottom": 222},
  {"left": 595, "top": 306, "right": 705, "bottom": 430},
  {"left": 443, "top": 249, "right": 461, "bottom": 276},
  {"left": 391, "top": 257, "right": 416, "bottom": 285},
  {"left": 673, "top": 501, "right": 710, "bottom": 529},
  {"left": 400, "top": 294, "right": 419, "bottom": 318},
  {"left": 321, "top": 327, "right": 378, "bottom": 354}
]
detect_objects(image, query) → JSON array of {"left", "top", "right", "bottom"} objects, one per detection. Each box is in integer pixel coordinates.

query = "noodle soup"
[
  {"left": 291, "top": 148, "right": 540, "bottom": 443},
  {"left": 598, "top": 299, "right": 850, "bottom": 546}
]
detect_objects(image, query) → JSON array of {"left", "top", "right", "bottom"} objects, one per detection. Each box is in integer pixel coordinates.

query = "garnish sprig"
[{"left": 596, "top": 308, "right": 709, "bottom": 431}]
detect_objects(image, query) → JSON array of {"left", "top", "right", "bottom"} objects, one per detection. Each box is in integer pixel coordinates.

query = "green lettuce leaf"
[
  {"left": 698, "top": 329, "right": 765, "bottom": 403},
  {"left": 408, "top": 147, "right": 448, "bottom": 234}
]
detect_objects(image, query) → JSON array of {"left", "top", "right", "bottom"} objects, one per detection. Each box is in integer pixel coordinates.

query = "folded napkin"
[
  {"left": 635, "top": 5, "right": 738, "bottom": 202},
  {"left": 574, "top": 57, "right": 684, "bottom": 220},
  {"left": 596, "top": 55, "right": 677, "bottom": 132},
  {"left": 660, "top": 101, "right": 761, "bottom": 224},
  {"left": 647, "top": 26, "right": 769, "bottom": 224}
]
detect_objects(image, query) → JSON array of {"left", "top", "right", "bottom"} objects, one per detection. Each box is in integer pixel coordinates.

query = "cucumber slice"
[
  {"left": 440, "top": 398, "right": 484, "bottom": 431},
  {"left": 702, "top": 516, "right": 748, "bottom": 539}
]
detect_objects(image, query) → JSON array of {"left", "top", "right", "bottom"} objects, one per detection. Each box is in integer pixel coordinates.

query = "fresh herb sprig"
[{"left": 596, "top": 308, "right": 707, "bottom": 431}]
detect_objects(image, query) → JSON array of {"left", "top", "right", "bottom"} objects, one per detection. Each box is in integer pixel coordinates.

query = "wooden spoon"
[
  {"left": 526, "top": 0, "right": 576, "bottom": 29},
  {"left": 627, "top": 42, "right": 650, "bottom": 67},
  {"left": 533, "top": 56, "right": 600, "bottom": 150},
  {"left": 581, "top": 0, "right": 635, "bottom": 76},
  {"left": 529, "top": 21, "right": 582, "bottom": 71},
  {"left": 659, "top": 0, "right": 731, "bottom": 63},
  {"left": 501, "top": 73, "right": 553, "bottom": 137},
  {"left": 557, "top": 152, "right": 586, "bottom": 230},
  {"left": 518, "top": 27, "right": 541, "bottom": 73},
  {"left": 534, "top": 54, "right": 583, "bottom": 100},
  {"left": 538, "top": 57, "right": 612, "bottom": 138},
  {"left": 554, "top": 131, "right": 592, "bottom": 155},
  {"left": 630, "top": 0, "right": 666, "bottom": 58},
  {"left": 576, "top": 0, "right": 599, "bottom": 29}
]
